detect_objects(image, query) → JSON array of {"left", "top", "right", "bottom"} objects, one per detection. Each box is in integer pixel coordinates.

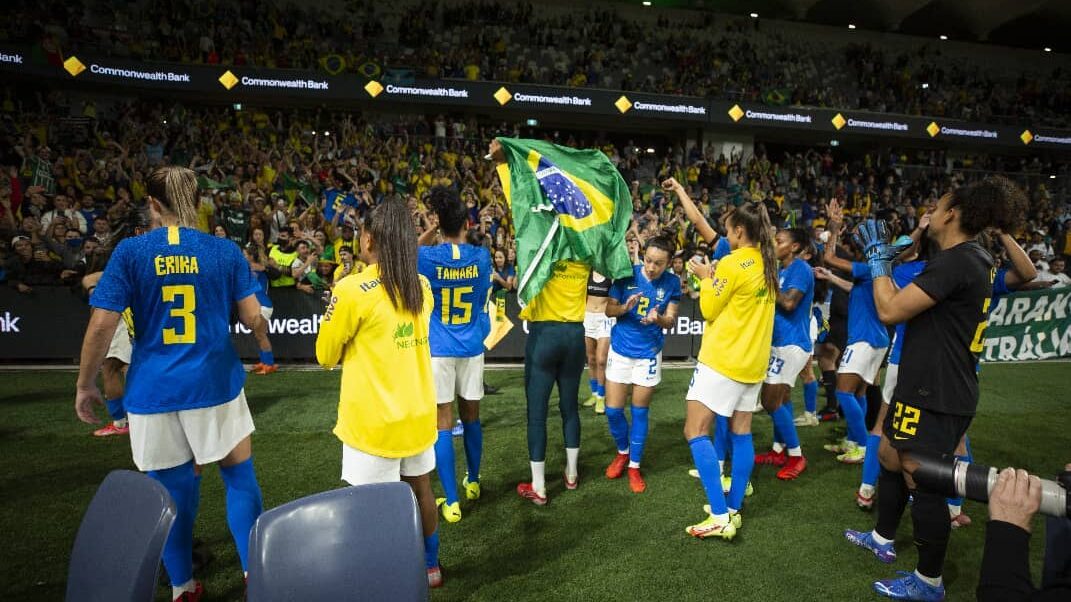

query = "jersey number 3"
[
  {"left": 162, "top": 285, "right": 196, "bottom": 345},
  {"left": 441, "top": 286, "right": 474, "bottom": 325}
]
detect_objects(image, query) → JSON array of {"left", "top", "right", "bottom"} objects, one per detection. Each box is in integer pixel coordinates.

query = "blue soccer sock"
[
  {"left": 104, "top": 397, "right": 126, "bottom": 422},
  {"left": 628, "top": 406, "right": 649, "bottom": 467},
  {"left": 220, "top": 458, "right": 263, "bottom": 572},
  {"left": 434, "top": 430, "right": 459, "bottom": 504},
  {"left": 258, "top": 349, "right": 275, "bottom": 366},
  {"left": 837, "top": 391, "right": 866, "bottom": 446},
  {"left": 727, "top": 433, "right": 755, "bottom": 512},
  {"left": 147, "top": 461, "right": 198, "bottom": 586},
  {"left": 861, "top": 434, "right": 882, "bottom": 493},
  {"left": 713, "top": 414, "right": 730, "bottom": 464},
  {"left": 771, "top": 405, "right": 800, "bottom": 452},
  {"left": 424, "top": 529, "right": 440, "bottom": 569},
  {"left": 596, "top": 383, "right": 605, "bottom": 397},
  {"left": 803, "top": 381, "right": 819, "bottom": 414},
  {"left": 461, "top": 420, "right": 482, "bottom": 482},
  {"left": 589, "top": 378, "right": 598, "bottom": 395},
  {"left": 688, "top": 436, "right": 727, "bottom": 517},
  {"left": 605, "top": 406, "right": 630, "bottom": 453}
]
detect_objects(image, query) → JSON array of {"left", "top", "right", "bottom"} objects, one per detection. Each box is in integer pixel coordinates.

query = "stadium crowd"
[
  {"left": 2, "top": 96, "right": 1070, "bottom": 294},
  {"left": 8, "top": 0, "right": 1071, "bottom": 128}
]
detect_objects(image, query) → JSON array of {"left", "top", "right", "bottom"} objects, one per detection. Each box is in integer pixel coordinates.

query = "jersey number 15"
[{"left": 441, "top": 286, "right": 474, "bottom": 325}]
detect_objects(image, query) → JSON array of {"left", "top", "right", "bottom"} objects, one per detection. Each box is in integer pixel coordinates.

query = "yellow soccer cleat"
[
  {"left": 594, "top": 396, "right": 605, "bottom": 415},
  {"left": 720, "top": 475, "right": 754, "bottom": 497},
  {"left": 701, "top": 506, "right": 743, "bottom": 530},
  {"left": 582, "top": 393, "right": 598, "bottom": 408},
  {"left": 436, "top": 497, "right": 462, "bottom": 523},
  {"left": 824, "top": 438, "right": 850, "bottom": 454},
  {"left": 837, "top": 445, "right": 866, "bottom": 465},
  {"left": 686, "top": 514, "right": 737, "bottom": 540},
  {"left": 462, "top": 475, "right": 481, "bottom": 501}
]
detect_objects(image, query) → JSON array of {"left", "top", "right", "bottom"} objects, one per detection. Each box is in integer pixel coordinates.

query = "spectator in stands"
[
  {"left": 1037, "top": 258, "right": 1071, "bottom": 288},
  {"left": 41, "top": 195, "right": 88, "bottom": 235},
  {"left": 6, "top": 235, "right": 63, "bottom": 292},
  {"left": 269, "top": 227, "right": 299, "bottom": 288}
]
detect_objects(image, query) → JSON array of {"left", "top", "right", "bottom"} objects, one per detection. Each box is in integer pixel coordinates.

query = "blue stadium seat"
[
  {"left": 65, "top": 470, "right": 176, "bottom": 602},
  {"left": 247, "top": 482, "right": 428, "bottom": 601}
]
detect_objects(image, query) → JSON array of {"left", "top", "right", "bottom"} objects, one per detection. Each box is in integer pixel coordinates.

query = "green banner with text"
[{"left": 982, "top": 287, "right": 1071, "bottom": 362}]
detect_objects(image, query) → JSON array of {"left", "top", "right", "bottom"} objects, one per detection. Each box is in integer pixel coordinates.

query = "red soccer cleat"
[
  {"left": 951, "top": 512, "right": 972, "bottom": 529},
  {"left": 93, "top": 423, "right": 129, "bottom": 437},
  {"left": 776, "top": 455, "right": 807, "bottom": 480},
  {"left": 564, "top": 472, "right": 579, "bottom": 490},
  {"left": 249, "top": 362, "right": 265, "bottom": 372},
  {"left": 516, "top": 482, "right": 548, "bottom": 505},
  {"left": 627, "top": 467, "right": 646, "bottom": 493},
  {"left": 254, "top": 364, "right": 278, "bottom": 375},
  {"left": 427, "top": 566, "right": 444, "bottom": 588},
  {"left": 856, "top": 490, "right": 875, "bottom": 511},
  {"left": 755, "top": 449, "right": 787, "bottom": 466},
  {"left": 605, "top": 452, "right": 629, "bottom": 479},
  {"left": 176, "top": 582, "right": 204, "bottom": 602}
]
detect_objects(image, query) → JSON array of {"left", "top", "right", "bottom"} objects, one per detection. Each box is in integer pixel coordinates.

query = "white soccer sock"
[
  {"left": 712, "top": 512, "right": 729, "bottom": 523},
  {"left": 617, "top": 447, "right": 630, "bottom": 455},
  {"left": 859, "top": 484, "right": 876, "bottom": 498},
  {"left": 914, "top": 570, "right": 942, "bottom": 587},
  {"left": 172, "top": 579, "right": 197, "bottom": 601},
  {"left": 115, "top": 418, "right": 128, "bottom": 428},
  {"left": 565, "top": 448, "right": 579, "bottom": 481},
  {"left": 530, "top": 461, "right": 546, "bottom": 495},
  {"left": 771, "top": 442, "right": 785, "bottom": 453},
  {"left": 948, "top": 503, "right": 962, "bottom": 517},
  {"left": 870, "top": 530, "right": 893, "bottom": 546},
  {"left": 628, "top": 460, "right": 640, "bottom": 469},
  {"left": 787, "top": 446, "right": 802, "bottom": 457},
  {"left": 718, "top": 460, "right": 725, "bottom": 476}
]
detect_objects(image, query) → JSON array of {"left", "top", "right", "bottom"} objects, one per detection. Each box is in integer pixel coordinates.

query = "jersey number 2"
[
  {"left": 441, "top": 286, "right": 474, "bottom": 325},
  {"left": 162, "top": 285, "right": 196, "bottom": 345},
  {"left": 970, "top": 297, "right": 992, "bottom": 354}
]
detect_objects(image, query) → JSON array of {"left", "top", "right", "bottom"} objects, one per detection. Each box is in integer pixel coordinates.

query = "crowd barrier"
[
  {"left": 1, "top": 285, "right": 1068, "bottom": 363},
  {"left": 2, "top": 46, "right": 1070, "bottom": 151}
]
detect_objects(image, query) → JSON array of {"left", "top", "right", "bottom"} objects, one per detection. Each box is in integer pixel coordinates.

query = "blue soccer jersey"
[
  {"left": 609, "top": 265, "right": 681, "bottom": 359},
  {"left": 90, "top": 226, "right": 259, "bottom": 414},
  {"left": 252, "top": 268, "right": 272, "bottom": 309},
  {"left": 418, "top": 242, "right": 492, "bottom": 358},
  {"left": 712, "top": 237, "right": 731, "bottom": 261},
  {"left": 847, "top": 262, "right": 890, "bottom": 348},
  {"left": 772, "top": 258, "right": 815, "bottom": 352},
  {"left": 888, "top": 260, "right": 927, "bottom": 364},
  {"left": 991, "top": 267, "right": 1011, "bottom": 303}
]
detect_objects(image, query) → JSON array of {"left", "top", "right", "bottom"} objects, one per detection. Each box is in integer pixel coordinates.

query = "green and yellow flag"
[{"left": 495, "top": 138, "right": 633, "bottom": 305}]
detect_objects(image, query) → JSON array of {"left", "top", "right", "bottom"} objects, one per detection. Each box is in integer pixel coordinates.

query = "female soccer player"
[
  {"left": 76, "top": 166, "right": 265, "bottom": 602},
  {"left": 583, "top": 271, "right": 613, "bottom": 414},
  {"left": 243, "top": 244, "right": 277, "bottom": 375},
  {"left": 417, "top": 187, "right": 492, "bottom": 524},
  {"left": 317, "top": 198, "right": 443, "bottom": 588},
  {"left": 682, "top": 202, "right": 778, "bottom": 540},
  {"left": 602, "top": 237, "right": 681, "bottom": 493},
  {"left": 844, "top": 177, "right": 1026, "bottom": 600},
  {"left": 820, "top": 199, "right": 889, "bottom": 465},
  {"left": 755, "top": 228, "right": 814, "bottom": 480}
]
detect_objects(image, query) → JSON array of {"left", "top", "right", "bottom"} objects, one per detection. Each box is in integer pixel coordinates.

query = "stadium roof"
[{"left": 632, "top": 0, "right": 1070, "bottom": 51}]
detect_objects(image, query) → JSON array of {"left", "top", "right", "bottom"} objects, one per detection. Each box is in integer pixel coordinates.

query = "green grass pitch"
[{"left": 1, "top": 363, "right": 1068, "bottom": 601}]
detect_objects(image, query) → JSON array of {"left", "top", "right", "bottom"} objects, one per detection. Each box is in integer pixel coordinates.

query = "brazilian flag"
[{"left": 495, "top": 138, "right": 633, "bottom": 305}]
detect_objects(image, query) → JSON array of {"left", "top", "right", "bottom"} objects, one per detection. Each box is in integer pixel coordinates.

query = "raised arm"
[
  {"left": 823, "top": 199, "right": 855, "bottom": 273},
  {"left": 998, "top": 231, "right": 1037, "bottom": 289},
  {"left": 662, "top": 177, "right": 717, "bottom": 244}
]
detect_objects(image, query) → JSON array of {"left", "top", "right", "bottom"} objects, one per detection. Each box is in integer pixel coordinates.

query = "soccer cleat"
[
  {"left": 436, "top": 497, "right": 461, "bottom": 523},
  {"left": 837, "top": 446, "right": 866, "bottom": 464},
  {"left": 818, "top": 407, "right": 840, "bottom": 422},
  {"left": 794, "top": 412, "right": 820, "bottom": 427},
  {"left": 776, "top": 456, "right": 807, "bottom": 480},
  {"left": 93, "top": 423, "right": 129, "bottom": 437},
  {"left": 627, "top": 467, "right": 646, "bottom": 493},
  {"left": 755, "top": 449, "right": 787, "bottom": 466},
  {"left": 175, "top": 582, "right": 204, "bottom": 602},
  {"left": 844, "top": 529, "right": 897, "bottom": 564},
  {"left": 605, "top": 453, "right": 629, "bottom": 479},
  {"left": 582, "top": 393, "right": 598, "bottom": 408},
  {"left": 594, "top": 397, "right": 605, "bottom": 415},
  {"left": 254, "top": 363, "right": 278, "bottom": 375},
  {"left": 701, "top": 506, "right": 743, "bottom": 530},
  {"left": 873, "top": 571, "right": 945, "bottom": 601},
  {"left": 950, "top": 512, "right": 972, "bottom": 529},
  {"left": 824, "top": 438, "right": 850, "bottom": 454},
  {"left": 462, "top": 475, "right": 481, "bottom": 500},
  {"left": 719, "top": 474, "right": 755, "bottom": 497},
  {"left": 686, "top": 514, "right": 737, "bottom": 540},
  {"left": 451, "top": 420, "right": 464, "bottom": 437},
  {"left": 427, "top": 566, "right": 444, "bottom": 589},
  {"left": 516, "top": 482, "right": 548, "bottom": 505},
  {"left": 856, "top": 491, "right": 875, "bottom": 510},
  {"left": 564, "top": 472, "right": 579, "bottom": 490}
]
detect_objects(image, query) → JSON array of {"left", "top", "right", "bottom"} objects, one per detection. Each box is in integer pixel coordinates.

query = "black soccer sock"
[
  {"left": 912, "top": 490, "right": 951, "bottom": 579},
  {"left": 875, "top": 466, "right": 909, "bottom": 541},
  {"left": 821, "top": 370, "right": 837, "bottom": 409},
  {"left": 864, "top": 385, "right": 883, "bottom": 431}
]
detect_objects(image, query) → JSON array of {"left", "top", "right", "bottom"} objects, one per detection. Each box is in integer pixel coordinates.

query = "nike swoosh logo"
[{"left": 893, "top": 435, "right": 909, "bottom": 440}]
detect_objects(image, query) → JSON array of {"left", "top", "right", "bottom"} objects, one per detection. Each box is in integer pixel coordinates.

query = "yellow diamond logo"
[
  {"left": 832, "top": 113, "right": 846, "bottom": 130},
  {"left": 615, "top": 96, "right": 633, "bottom": 114},
  {"left": 926, "top": 121, "right": 940, "bottom": 138},
  {"left": 728, "top": 104, "right": 744, "bottom": 122},
  {"left": 63, "top": 56, "right": 86, "bottom": 77},
  {"left": 364, "top": 80, "right": 384, "bottom": 98},
  {"left": 218, "top": 70, "right": 239, "bottom": 90},
  {"left": 1021, "top": 130, "right": 1033, "bottom": 145},
  {"left": 493, "top": 86, "right": 512, "bottom": 106}
]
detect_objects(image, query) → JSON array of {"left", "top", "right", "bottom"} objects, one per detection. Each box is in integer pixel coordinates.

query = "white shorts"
[
  {"left": 106, "top": 321, "right": 132, "bottom": 364},
  {"left": 837, "top": 342, "right": 888, "bottom": 385},
  {"left": 128, "top": 390, "right": 255, "bottom": 472},
  {"left": 260, "top": 305, "right": 274, "bottom": 321},
  {"left": 764, "top": 345, "right": 810, "bottom": 387},
  {"left": 341, "top": 443, "right": 436, "bottom": 486},
  {"left": 810, "top": 314, "right": 819, "bottom": 349},
  {"left": 583, "top": 311, "right": 613, "bottom": 339},
  {"left": 605, "top": 348, "right": 662, "bottom": 387},
  {"left": 432, "top": 355, "right": 485, "bottom": 404},
  {"left": 881, "top": 363, "right": 899, "bottom": 405},
  {"left": 686, "top": 362, "right": 763, "bottom": 418}
]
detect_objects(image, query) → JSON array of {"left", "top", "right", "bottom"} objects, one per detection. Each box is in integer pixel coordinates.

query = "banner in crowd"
[
  {"left": 2, "top": 44, "right": 1069, "bottom": 151},
  {"left": 1, "top": 286, "right": 1069, "bottom": 363}
]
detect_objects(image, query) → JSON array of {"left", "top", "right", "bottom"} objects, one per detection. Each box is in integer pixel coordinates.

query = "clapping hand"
[
  {"left": 854, "top": 219, "right": 908, "bottom": 279},
  {"left": 640, "top": 306, "right": 660, "bottom": 326},
  {"left": 623, "top": 293, "right": 642, "bottom": 312},
  {"left": 688, "top": 254, "right": 712, "bottom": 281}
]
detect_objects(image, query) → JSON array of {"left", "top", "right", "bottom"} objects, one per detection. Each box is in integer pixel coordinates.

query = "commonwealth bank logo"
[
  {"left": 494, "top": 86, "right": 512, "bottom": 106},
  {"left": 615, "top": 96, "right": 632, "bottom": 114},
  {"left": 64, "top": 56, "right": 86, "bottom": 77},
  {"left": 219, "top": 70, "right": 239, "bottom": 90},
  {"left": 365, "top": 80, "right": 384, "bottom": 98}
]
